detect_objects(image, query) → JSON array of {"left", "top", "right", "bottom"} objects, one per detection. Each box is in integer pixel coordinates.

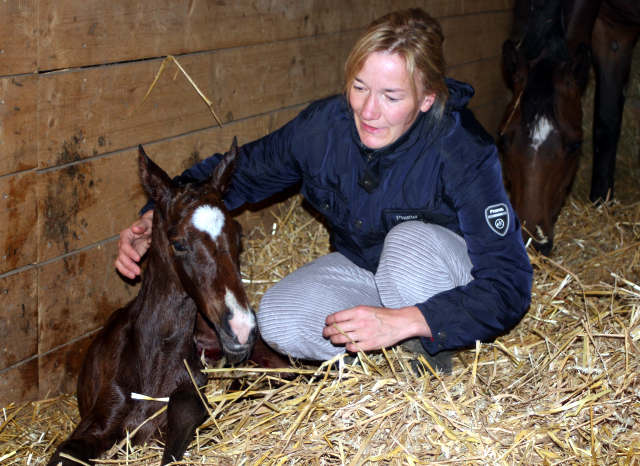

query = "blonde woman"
[{"left": 117, "top": 9, "right": 532, "bottom": 373}]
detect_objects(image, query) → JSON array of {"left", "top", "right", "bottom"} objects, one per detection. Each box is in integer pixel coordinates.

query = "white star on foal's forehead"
[
  {"left": 530, "top": 116, "right": 553, "bottom": 151},
  {"left": 192, "top": 205, "right": 225, "bottom": 240}
]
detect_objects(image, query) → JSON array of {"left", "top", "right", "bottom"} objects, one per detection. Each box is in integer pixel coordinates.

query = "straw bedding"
[{"left": 2, "top": 53, "right": 639, "bottom": 466}]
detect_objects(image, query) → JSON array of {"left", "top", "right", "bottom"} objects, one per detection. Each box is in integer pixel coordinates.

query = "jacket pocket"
[
  {"left": 382, "top": 208, "right": 457, "bottom": 233},
  {"left": 302, "top": 180, "right": 349, "bottom": 228}
]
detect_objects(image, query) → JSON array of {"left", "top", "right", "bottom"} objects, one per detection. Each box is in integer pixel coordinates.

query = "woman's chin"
[{"left": 360, "top": 132, "right": 390, "bottom": 149}]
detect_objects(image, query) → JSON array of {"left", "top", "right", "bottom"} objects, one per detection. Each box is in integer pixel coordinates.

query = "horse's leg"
[
  {"left": 47, "top": 384, "right": 129, "bottom": 466},
  {"left": 161, "top": 383, "right": 209, "bottom": 465},
  {"left": 590, "top": 18, "right": 640, "bottom": 203}
]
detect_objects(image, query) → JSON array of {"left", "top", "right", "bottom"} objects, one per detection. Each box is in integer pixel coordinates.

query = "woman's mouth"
[{"left": 360, "top": 121, "right": 382, "bottom": 133}]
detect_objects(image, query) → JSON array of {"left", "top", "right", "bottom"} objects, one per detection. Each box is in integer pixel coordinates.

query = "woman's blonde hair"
[{"left": 344, "top": 8, "right": 449, "bottom": 119}]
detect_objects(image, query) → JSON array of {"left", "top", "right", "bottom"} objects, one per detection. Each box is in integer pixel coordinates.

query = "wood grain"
[
  {"left": 37, "top": 0, "right": 512, "bottom": 71},
  {"left": 38, "top": 241, "right": 139, "bottom": 353},
  {"left": 0, "top": 75, "right": 38, "bottom": 177},
  {"left": 0, "top": 359, "right": 39, "bottom": 407},
  {"left": 37, "top": 33, "right": 355, "bottom": 169},
  {"left": 0, "top": 0, "right": 38, "bottom": 77},
  {"left": 0, "top": 268, "right": 38, "bottom": 371},
  {"left": 37, "top": 106, "right": 301, "bottom": 260},
  {"left": 0, "top": 170, "right": 37, "bottom": 274}
]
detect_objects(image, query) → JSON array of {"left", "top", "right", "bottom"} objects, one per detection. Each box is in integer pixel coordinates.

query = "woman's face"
[{"left": 349, "top": 52, "right": 435, "bottom": 149}]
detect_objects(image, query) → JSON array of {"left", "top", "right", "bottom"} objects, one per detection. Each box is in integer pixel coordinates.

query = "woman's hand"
[
  {"left": 115, "top": 210, "right": 154, "bottom": 279},
  {"left": 323, "top": 305, "right": 431, "bottom": 352}
]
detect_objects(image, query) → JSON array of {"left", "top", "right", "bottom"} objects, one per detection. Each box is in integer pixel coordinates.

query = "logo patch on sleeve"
[{"left": 485, "top": 203, "right": 509, "bottom": 236}]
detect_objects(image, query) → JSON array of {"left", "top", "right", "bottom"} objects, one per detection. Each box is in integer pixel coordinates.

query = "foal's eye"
[{"left": 171, "top": 242, "right": 188, "bottom": 254}]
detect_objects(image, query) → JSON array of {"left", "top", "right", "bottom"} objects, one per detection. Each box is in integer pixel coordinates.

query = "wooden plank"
[
  {"left": 37, "top": 32, "right": 356, "bottom": 169},
  {"left": 0, "top": 74, "right": 39, "bottom": 177},
  {"left": 38, "top": 333, "right": 96, "bottom": 398},
  {"left": 441, "top": 11, "right": 512, "bottom": 68},
  {"left": 37, "top": 0, "right": 513, "bottom": 71},
  {"left": 38, "top": 241, "right": 139, "bottom": 353},
  {"left": 0, "top": 269, "right": 38, "bottom": 371},
  {"left": 0, "top": 359, "right": 39, "bottom": 407},
  {"left": 448, "top": 56, "right": 508, "bottom": 109},
  {"left": 0, "top": 170, "right": 37, "bottom": 274},
  {"left": 0, "top": 0, "right": 38, "bottom": 77},
  {"left": 37, "top": 105, "right": 301, "bottom": 261}
]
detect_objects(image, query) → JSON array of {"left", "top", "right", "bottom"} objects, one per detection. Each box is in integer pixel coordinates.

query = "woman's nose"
[{"left": 361, "top": 94, "right": 379, "bottom": 120}]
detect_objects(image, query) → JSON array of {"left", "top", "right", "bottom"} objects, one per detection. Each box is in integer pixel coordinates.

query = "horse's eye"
[
  {"left": 171, "top": 242, "right": 188, "bottom": 254},
  {"left": 567, "top": 140, "right": 582, "bottom": 155}
]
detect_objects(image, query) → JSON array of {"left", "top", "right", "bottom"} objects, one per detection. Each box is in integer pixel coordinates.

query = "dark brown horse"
[
  {"left": 47, "top": 139, "right": 287, "bottom": 466},
  {"left": 500, "top": 0, "right": 639, "bottom": 255}
]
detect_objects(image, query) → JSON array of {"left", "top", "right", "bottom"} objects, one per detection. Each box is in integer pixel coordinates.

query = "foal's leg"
[
  {"left": 47, "top": 385, "right": 129, "bottom": 466},
  {"left": 161, "top": 384, "right": 209, "bottom": 465}
]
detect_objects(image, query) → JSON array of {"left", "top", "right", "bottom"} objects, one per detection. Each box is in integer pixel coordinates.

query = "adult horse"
[
  {"left": 500, "top": 0, "right": 640, "bottom": 255},
  {"left": 47, "top": 139, "right": 287, "bottom": 466}
]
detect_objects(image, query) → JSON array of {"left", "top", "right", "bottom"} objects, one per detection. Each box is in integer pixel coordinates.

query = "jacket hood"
[{"left": 444, "top": 77, "right": 475, "bottom": 109}]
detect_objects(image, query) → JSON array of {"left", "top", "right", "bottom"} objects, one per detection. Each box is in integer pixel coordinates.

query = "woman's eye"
[
  {"left": 172, "top": 242, "right": 187, "bottom": 253},
  {"left": 386, "top": 95, "right": 399, "bottom": 102}
]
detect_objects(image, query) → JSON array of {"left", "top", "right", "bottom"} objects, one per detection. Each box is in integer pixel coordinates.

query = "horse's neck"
[{"left": 132, "top": 244, "right": 197, "bottom": 337}]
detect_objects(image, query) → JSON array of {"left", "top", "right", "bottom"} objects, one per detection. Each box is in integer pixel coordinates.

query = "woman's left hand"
[{"left": 323, "top": 305, "right": 432, "bottom": 352}]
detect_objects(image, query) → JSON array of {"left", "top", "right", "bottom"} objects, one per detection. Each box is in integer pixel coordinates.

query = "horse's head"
[
  {"left": 138, "top": 138, "right": 256, "bottom": 364},
  {"left": 498, "top": 39, "right": 590, "bottom": 256}
]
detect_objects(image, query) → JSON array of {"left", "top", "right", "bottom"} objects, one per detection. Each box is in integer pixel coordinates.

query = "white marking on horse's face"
[
  {"left": 225, "top": 289, "right": 255, "bottom": 345},
  {"left": 192, "top": 205, "right": 225, "bottom": 240},
  {"left": 530, "top": 116, "right": 553, "bottom": 151}
]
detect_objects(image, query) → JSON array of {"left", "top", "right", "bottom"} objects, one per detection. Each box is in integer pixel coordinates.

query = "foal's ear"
[
  {"left": 138, "top": 145, "right": 172, "bottom": 203},
  {"left": 209, "top": 136, "right": 239, "bottom": 195}
]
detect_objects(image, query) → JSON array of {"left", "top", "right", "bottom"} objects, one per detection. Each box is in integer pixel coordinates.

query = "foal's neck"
[{"left": 133, "top": 235, "right": 197, "bottom": 333}]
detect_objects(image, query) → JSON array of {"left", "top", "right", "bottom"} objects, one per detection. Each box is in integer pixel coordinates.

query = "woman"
[{"left": 116, "top": 9, "right": 533, "bottom": 371}]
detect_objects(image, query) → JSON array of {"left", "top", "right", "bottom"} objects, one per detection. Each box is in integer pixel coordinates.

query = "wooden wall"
[{"left": 0, "top": 0, "right": 513, "bottom": 406}]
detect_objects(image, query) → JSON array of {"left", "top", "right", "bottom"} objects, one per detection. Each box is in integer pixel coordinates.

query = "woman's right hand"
[{"left": 115, "top": 210, "right": 154, "bottom": 279}]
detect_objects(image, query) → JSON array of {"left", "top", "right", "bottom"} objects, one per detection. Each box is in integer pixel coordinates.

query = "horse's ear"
[
  {"left": 566, "top": 42, "right": 591, "bottom": 87},
  {"left": 138, "top": 145, "right": 172, "bottom": 203},
  {"left": 208, "top": 136, "right": 239, "bottom": 195},
  {"left": 502, "top": 40, "right": 527, "bottom": 87}
]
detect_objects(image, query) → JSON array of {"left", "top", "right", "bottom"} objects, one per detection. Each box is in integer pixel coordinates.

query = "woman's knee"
[{"left": 376, "top": 221, "right": 473, "bottom": 307}]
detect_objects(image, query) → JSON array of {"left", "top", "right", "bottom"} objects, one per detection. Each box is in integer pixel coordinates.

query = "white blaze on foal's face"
[
  {"left": 530, "top": 116, "right": 554, "bottom": 152},
  {"left": 225, "top": 289, "right": 255, "bottom": 345},
  {"left": 192, "top": 205, "right": 225, "bottom": 241}
]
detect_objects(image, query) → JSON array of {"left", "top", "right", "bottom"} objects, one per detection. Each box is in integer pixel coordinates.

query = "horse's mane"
[
  {"left": 518, "top": 0, "right": 570, "bottom": 128},
  {"left": 519, "top": 0, "right": 570, "bottom": 62}
]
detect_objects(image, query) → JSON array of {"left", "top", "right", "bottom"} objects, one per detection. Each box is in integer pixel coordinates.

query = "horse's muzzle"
[{"left": 219, "top": 324, "right": 258, "bottom": 365}]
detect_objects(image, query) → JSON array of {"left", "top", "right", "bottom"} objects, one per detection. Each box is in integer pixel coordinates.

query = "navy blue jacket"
[{"left": 156, "top": 79, "right": 532, "bottom": 353}]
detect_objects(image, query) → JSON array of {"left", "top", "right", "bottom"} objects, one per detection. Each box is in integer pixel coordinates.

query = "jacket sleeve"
[
  {"left": 139, "top": 117, "right": 304, "bottom": 215},
  {"left": 416, "top": 143, "right": 533, "bottom": 353}
]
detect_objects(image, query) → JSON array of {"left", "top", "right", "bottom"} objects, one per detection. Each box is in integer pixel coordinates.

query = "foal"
[{"left": 48, "top": 139, "right": 268, "bottom": 465}]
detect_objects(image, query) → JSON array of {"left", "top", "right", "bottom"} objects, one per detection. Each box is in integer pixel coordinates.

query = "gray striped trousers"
[{"left": 256, "top": 221, "right": 473, "bottom": 361}]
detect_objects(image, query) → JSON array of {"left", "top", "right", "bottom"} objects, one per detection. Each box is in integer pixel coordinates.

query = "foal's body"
[{"left": 48, "top": 140, "right": 285, "bottom": 466}]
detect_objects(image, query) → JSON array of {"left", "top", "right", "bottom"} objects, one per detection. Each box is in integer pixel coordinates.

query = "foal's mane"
[{"left": 518, "top": 0, "right": 570, "bottom": 128}]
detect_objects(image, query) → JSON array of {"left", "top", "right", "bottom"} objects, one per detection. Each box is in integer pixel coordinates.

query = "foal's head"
[
  {"left": 498, "top": 1, "right": 590, "bottom": 256},
  {"left": 138, "top": 138, "right": 256, "bottom": 363}
]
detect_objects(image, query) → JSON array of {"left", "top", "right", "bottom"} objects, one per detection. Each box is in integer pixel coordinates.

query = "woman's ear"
[{"left": 420, "top": 93, "right": 436, "bottom": 112}]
